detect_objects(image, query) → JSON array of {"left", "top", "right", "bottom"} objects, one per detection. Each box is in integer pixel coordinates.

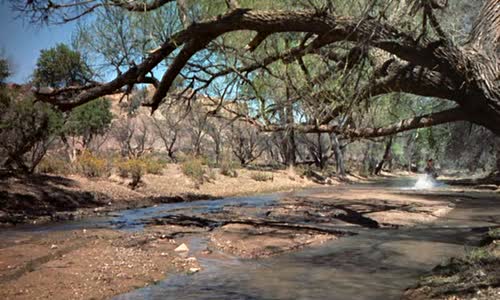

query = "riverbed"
[{"left": 1, "top": 176, "right": 499, "bottom": 299}]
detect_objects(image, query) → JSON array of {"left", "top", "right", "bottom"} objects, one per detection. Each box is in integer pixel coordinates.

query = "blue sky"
[{"left": 0, "top": 1, "right": 76, "bottom": 83}]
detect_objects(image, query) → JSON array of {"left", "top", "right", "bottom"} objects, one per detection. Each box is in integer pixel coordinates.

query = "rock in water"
[{"left": 175, "top": 243, "right": 189, "bottom": 252}]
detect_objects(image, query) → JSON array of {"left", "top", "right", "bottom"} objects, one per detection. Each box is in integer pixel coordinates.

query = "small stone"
[
  {"left": 108, "top": 202, "right": 112, "bottom": 206},
  {"left": 83, "top": 229, "right": 87, "bottom": 234},
  {"left": 50, "top": 244, "right": 58, "bottom": 249},
  {"left": 175, "top": 243, "right": 189, "bottom": 252},
  {"left": 188, "top": 267, "right": 200, "bottom": 274},
  {"left": 186, "top": 257, "right": 197, "bottom": 262},
  {"left": 160, "top": 252, "right": 168, "bottom": 257}
]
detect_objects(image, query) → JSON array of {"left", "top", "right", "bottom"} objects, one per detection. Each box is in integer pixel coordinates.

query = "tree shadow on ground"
[{"left": 0, "top": 173, "right": 108, "bottom": 223}]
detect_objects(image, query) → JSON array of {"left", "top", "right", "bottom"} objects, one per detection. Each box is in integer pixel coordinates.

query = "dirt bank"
[
  {"left": 0, "top": 165, "right": 327, "bottom": 225},
  {"left": 403, "top": 229, "right": 500, "bottom": 300},
  {"left": 0, "top": 228, "right": 200, "bottom": 300}
]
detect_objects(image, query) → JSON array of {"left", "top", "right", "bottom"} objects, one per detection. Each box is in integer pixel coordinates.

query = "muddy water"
[{"left": 113, "top": 179, "right": 500, "bottom": 300}]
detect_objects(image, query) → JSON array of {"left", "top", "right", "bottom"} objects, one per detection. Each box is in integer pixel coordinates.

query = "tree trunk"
[
  {"left": 285, "top": 97, "right": 296, "bottom": 167},
  {"left": 280, "top": 87, "right": 296, "bottom": 167},
  {"left": 406, "top": 133, "right": 414, "bottom": 173},
  {"left": 331, "top": 134, "right": 345, "bottom": 177},
  {"left": 375, "top": 137, "right": 393, "bottom": 175},
  {"left": 315, "top": 133, "right": 326, "bottom": 169},
  {"left": 495, "top": 140, "right": 500, "bottom": 175}
]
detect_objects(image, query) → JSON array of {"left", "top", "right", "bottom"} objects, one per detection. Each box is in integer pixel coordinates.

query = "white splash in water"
[{"left": 413, "top": 174, "right": 438, "bottom": 189}]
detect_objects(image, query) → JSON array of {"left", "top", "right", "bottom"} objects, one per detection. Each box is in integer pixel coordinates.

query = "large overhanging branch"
[
  {"left": 358, "top": 59, "right": 458, "bottom": 102},
  {"left": 35, "top": 8, "right": 443, "bottom": 111},
  {"left": 260, "top": 107, "right": 467, "bottom": 138},
  {"left": 13, "top": 0, "right": 177, "bottom": 24},
  {"left": 467, "top": 0, "right": 500, "bottom": 54}
]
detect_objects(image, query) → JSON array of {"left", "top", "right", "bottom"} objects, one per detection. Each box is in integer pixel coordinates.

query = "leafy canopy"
[
  {"left": 64, "top": 98, "right": 113, "bottom": 145},
  {"left": 33, "top": 43, "right": 91, "bottom": 88}
]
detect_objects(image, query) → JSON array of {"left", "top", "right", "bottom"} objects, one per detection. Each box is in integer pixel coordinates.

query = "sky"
[{"left": 0, "top": 1, "right": 76, "bottom": 83}]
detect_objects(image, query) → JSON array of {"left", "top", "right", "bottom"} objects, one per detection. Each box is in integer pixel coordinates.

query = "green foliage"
[
  {"left": 76, "top": 151, "right": 110, "bottom": 178},
  {"left": 0, "top": 89, "right": 63, "bottom": 172},
  {"left": 33, "top": 43, "right": 90, "bottom": 88},
  {"left": 64, "top": 98, "right": 113, "bottom": 146},
  {"left": 250, "top": 172, "right": 273, "bottom": 182},
  {"left": 0, "top": 57, "right": 10, "bottom": 84},
  {"left": 489, "top": 228, "right": 500, "bottom": 240},
  {"left": 465, "top": 247, "right": 495, "bottom": 263},
  {"left": 181, "top": 157, "right": 206, "bottom": 186}
]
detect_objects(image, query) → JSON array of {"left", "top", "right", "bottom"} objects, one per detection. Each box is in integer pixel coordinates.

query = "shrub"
[
  {"left": 37, "top": 156, "right": 71, "bottom": 175},
  {"left": 220, "top": 160, "right": 238, "bottom": 178},
  {"left": 489, "top": 228, "right": 500, "bottom": 240},
  {"left": 181, "top": 157, "right": 206, "bottom": 186},
  {"left": 250, "top": 172, "right": 273, "bottom": 182},
  {"left": 117, "top": 159, "right": 146, "bottom": 189},
  {"left": 76, "top": 151, "right": 110, "bottom": 178},
  {"left": 144, "top": 158, "right": 164, "bottom": 175},
  {"left": 206, "top": 168, "right": 217, "bottom": 182}
]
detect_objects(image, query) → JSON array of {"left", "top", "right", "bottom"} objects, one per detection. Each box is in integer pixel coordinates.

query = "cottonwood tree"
[{"left": 16, "top": 0, "right": 500, "bottom": 172}]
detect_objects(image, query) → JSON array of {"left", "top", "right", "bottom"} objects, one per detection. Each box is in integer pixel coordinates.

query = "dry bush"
[
  {"left": 250, "top": 172, "right": 273, "bottom": 182},
  {"left": 220, "top": 160, "right": 238, "bottom": 178},
  {"left": 76, "top": 151, "right": 111, "bottom": 178},
  {"left": 37, "top": 156, "right": 72, "bottom": 175},
  {"left": 117, "top": 159, "right": 146, "bottom": 189},
  {"left": 181, "top": 156, "right": 206, "bottom": 187},
  {"left": 143, "top": 158, "right": 164, "bottom": 175}
]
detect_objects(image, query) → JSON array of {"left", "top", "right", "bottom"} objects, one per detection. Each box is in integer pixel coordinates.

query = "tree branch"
[
  {"left": 359, "top": 59, "right": 458, "bottom": 102},
  {"left": 33, "top": 8, "right": 448, "bottom": 110},
  {"left": 468, "top": 0, "right": 500, "bottom": 53},
  {"left": 261, "top": 107, "right": 466, "bottom": 138}
]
